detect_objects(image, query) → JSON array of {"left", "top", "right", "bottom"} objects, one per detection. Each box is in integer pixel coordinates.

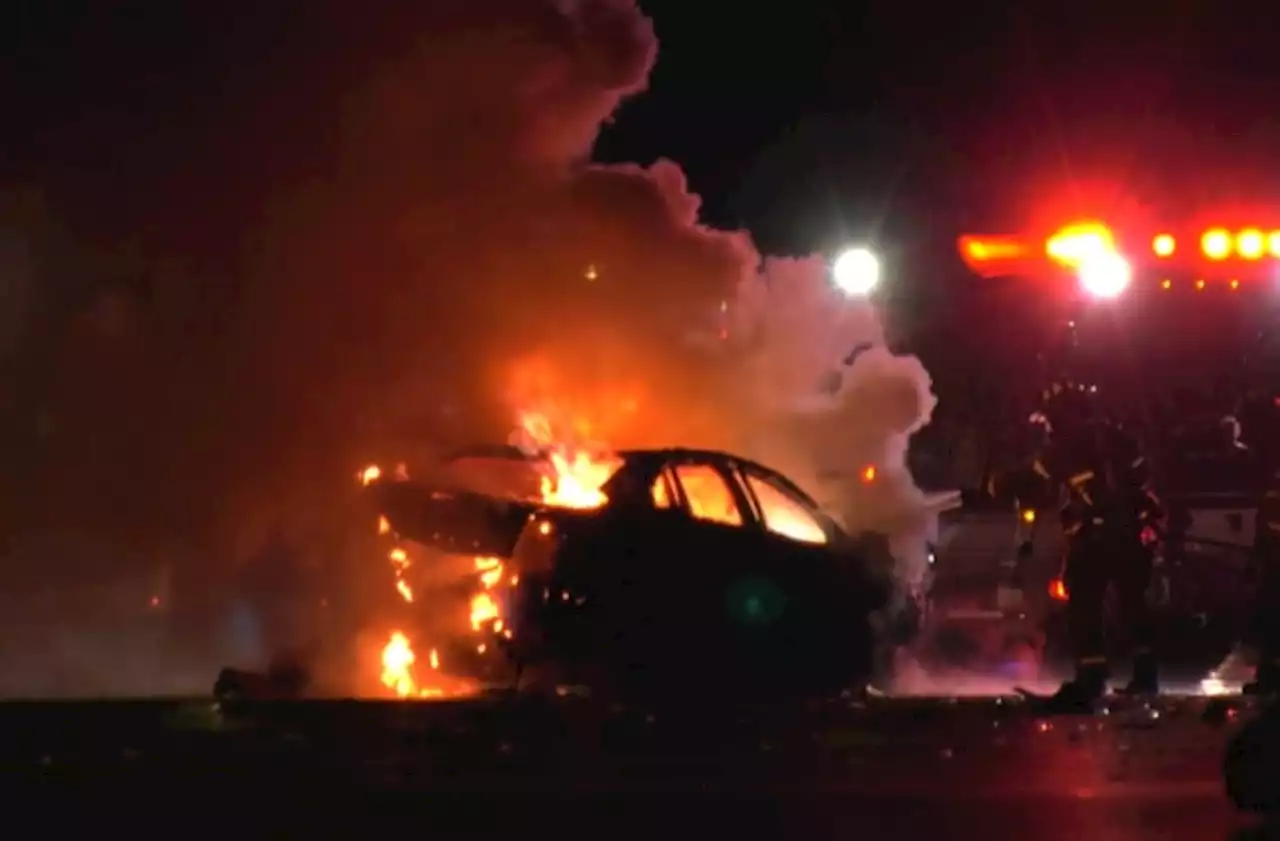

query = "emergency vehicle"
[{"left": 932, "top": 212, "right": 1280, "bottom": 675}]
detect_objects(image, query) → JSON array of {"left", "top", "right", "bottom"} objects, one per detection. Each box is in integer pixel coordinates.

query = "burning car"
[{"left": 365, "top": 444, "right": 893, "bottom": 702}]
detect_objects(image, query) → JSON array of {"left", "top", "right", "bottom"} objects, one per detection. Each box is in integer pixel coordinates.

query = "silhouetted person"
[{"left": 984, "top": 383, "right": 1162, "bottom": 712}]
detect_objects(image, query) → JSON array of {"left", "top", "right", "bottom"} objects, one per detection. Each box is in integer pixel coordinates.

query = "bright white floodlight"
[
  {"left": 832, "top": 247, "right": 880, "bottom": 296},
  {"left": 1077, "top": 251, "right": 1132, "bottom": 299}
]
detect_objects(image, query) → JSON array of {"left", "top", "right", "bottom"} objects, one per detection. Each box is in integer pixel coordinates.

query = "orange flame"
[
  {"left": 368, "top": 406, "right": 614, "bottom": 698},
  {"left": 517, "top": 410, "right": 622, "bottom": 509},
  {"left": 367, "top": 462, "right": 518, "bottom": 698},
  {"left": 379, "top": 631, "right": 443, "bottom": 699}
]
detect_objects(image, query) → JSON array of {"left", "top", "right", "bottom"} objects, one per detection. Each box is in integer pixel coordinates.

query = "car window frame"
[
  {"left": 649, "top": 464, "right": 684, "bottom": 512},
  {"left": 735, "top": 462, "right": 835, "bottom": 545},
  {"left": 666, "top": 456, "right": 753, "bottom": 530}
]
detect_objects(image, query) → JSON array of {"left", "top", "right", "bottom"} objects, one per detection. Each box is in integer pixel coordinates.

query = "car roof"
[
  {"left": 616, "top": 448, "right": 821, "bottom": 507},
  {"left": 441, "top": 445, "right": 817, "bottom": 507},
  {"left": 447, "top": 444, "right": 779, "bottom": 474}
]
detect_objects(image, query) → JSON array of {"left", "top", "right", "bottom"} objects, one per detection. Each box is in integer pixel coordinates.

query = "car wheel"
[{"left": 1225, "top": 707, "right": 1280, "bottom": 813}]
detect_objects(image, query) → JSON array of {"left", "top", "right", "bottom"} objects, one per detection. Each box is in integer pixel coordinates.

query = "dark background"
[{"left": 7, "top": 1, "right": 1280, "bottom": 259}]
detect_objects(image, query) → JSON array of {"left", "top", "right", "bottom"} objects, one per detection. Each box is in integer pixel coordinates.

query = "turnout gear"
[{"left": 986, "top": 385, "right": 1162, "bottom": 711}]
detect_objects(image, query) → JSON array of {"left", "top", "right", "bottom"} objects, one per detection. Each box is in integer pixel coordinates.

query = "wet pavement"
[{"left": 0, "top": 693, "right": 1270, "bottom": 839}]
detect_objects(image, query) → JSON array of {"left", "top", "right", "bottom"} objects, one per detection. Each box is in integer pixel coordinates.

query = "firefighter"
[{"left": 986, "top": 383, "right": 1163, "bottom": 712}]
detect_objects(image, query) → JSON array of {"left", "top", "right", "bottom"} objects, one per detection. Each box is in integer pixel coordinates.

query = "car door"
[
  {"left": 623, "top": 457, "right": 758, "bottom": 655},
  {"left": 729, "top": 463, "right": 872, "bottom": 655},
  {"left": 655, "top": 456, "right": 757, "bottom": 583}
]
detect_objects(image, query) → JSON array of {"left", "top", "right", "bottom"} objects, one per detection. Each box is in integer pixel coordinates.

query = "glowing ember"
[{"left": 388, "top": 546, "right": 413, "bottom": 602}]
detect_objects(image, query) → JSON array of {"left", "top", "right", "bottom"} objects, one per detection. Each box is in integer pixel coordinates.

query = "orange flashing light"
[
  {"left": 956, "top": 235, "right": 1031, "bottom": 278},
  {"left": 1195, "top": 279, "right": 1206, "bottom": 291},
  {"left": 1046, "top": 221, "right": 1114, "bottom": 267},
  {"left": 1230, "top": 279, "right": 1241, "bottom": 290},
  {"left": 1048, "top": 577, "right": 1068, "bottom": 602},
  {"left": 1021, "top": 509, "right": 1036, "bottom": 524},
  {"left": 1152, "top": 233, "right": 1175, "bottom": 256},
  {"left": 861, "top": 465, "right": 877, "bottom": 484},
  {"left": 958, "top": 235, "right": 1026, "bottom": 262},
  {"left": 1202, "top": 228, "right": 1231, "bottom": 260},
  {"left": 1160, "top": 279, "right": 1172, "bottom": 289}
]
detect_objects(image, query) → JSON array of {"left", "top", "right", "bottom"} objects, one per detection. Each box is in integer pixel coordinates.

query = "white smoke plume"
[{"left": 727, "top": 256, "right": 944, "bottom": 597}]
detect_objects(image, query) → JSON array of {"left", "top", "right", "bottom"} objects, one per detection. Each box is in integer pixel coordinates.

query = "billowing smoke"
[
  {"left": 0, "top": 0, "right": 943, "bottom": 694},
  {"left": 728, "top": 257, "right": 942, "bottom": 590}
]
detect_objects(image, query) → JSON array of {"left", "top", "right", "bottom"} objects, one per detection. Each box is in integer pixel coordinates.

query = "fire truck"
[{"left": 927, "top": 212, "right": 1280, "bottom": 676}]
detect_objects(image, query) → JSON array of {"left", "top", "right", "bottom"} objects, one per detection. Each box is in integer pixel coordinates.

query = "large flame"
[
  {"left": 364, "top": 461, "right": 450, "bottom": 699},
  {"left": 365, "top": 466, "right": 522, "bottom": 699},
  {"left": 364, "top": 405, "right": 623, "bottom": 698},
  {"left": 516, "top": 409, "right": 622, "bottom": 509}
]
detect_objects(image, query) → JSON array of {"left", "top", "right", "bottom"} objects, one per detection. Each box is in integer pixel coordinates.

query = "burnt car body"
[{"left": 366, "top": 446, "right": 892, "bottom": 702}]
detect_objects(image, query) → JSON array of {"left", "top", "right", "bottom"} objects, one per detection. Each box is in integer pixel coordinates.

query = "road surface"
[{"left": 0, "top": 692, "right": 1270, "bottom": 839}]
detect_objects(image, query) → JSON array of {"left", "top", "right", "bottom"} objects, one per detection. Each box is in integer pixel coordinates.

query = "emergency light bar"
[{"left": 959, "top": 219, "right": 1280, "bottom": 297}]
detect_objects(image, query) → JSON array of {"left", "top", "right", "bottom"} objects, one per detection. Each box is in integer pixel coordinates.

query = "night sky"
[{"left": 7, "top": 1, "right": 1280, "bottom": 257}]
